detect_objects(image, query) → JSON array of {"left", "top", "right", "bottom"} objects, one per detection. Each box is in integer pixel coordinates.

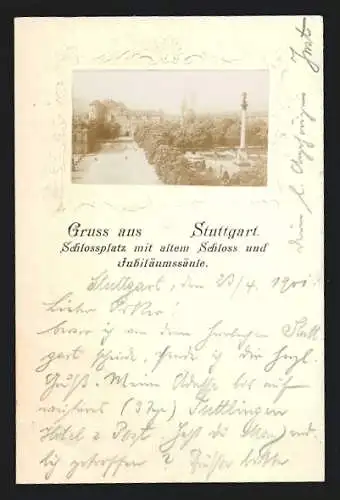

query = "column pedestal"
[{"left": 235, "top": 148, "right": 251, "bottom": 167}]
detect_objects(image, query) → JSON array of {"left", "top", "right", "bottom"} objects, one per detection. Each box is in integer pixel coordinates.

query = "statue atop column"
[
  {"left": 235, "top": 92, "right": 251, "bottom": 166},
  {"left": 241, "top": 91, "right": 248, "bottom": 111}
]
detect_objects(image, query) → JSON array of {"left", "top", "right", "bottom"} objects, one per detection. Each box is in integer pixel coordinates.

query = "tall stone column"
[
  {"left": 240, "top": 106, "right": 246, "bottom": 149},
  {"left": 235, "top": 92, "right": 251, "bottom": 166}
]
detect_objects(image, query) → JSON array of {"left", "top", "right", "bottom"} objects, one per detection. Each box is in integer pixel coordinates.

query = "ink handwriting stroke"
[
  {"left": 289, "top": 16, "right": 321, "bottom": 73},
  {"left": 27, "top": 262, "right": 323, "bottom": 483}
]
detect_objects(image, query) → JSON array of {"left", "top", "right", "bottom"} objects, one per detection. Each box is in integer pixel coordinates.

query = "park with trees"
[{"left": 133, "top": 115, "right": 268, "bottom": 186}]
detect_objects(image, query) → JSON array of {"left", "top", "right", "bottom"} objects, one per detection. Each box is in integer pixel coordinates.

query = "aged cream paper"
[{"left": 15, "top": 16, "right": 324, "bottom": 483}]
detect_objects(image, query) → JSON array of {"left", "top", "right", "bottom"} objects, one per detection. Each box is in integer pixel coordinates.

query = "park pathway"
[{"left": 72, "top": 139, "right": 161, "bottom": 185}]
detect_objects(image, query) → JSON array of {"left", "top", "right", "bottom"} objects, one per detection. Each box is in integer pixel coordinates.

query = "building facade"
[{"left": 87, "top": 99, "right": 165, "bottom": 137}]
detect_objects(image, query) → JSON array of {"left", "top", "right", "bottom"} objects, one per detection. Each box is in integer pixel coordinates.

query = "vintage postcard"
[{"left": 15, "top": 16, "right": 324, "bottom": 483}]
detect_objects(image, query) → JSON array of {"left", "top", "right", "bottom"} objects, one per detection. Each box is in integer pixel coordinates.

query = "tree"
[
  {"left": 225, "top": 121, "right": 241, "bottom": 147},
  {"left": 248, "top": 119, "right": 268, "bottom": 147}
]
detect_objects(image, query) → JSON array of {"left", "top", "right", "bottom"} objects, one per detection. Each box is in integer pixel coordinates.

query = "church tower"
[
  {"left": 180, "top": 97, "right": 187, "bottom": 125},
  {"left": 181, "top": 94, "right": 196, "bottom": 126},
  {"left": 190, "top": 92, "right": 196, "bottom": 111}
]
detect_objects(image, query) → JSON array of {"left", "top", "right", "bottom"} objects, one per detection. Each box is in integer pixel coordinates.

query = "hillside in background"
[{"left": 72, "top": 97, "right": 267, "bottom": 120}]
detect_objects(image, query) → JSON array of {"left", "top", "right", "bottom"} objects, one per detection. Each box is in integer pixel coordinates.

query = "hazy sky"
[{"left": 73, "top": 70, "right": 269, "bottom": 113}]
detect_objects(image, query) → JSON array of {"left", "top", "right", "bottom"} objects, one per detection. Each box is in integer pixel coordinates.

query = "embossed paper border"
[{"left": 15, "top": 17, "right": 323, "bottom": 217}]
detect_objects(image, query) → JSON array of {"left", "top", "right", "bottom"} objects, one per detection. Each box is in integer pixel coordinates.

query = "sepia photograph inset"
[{"left": 72, "top": 70, "right": 269, "bottom": 186}]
